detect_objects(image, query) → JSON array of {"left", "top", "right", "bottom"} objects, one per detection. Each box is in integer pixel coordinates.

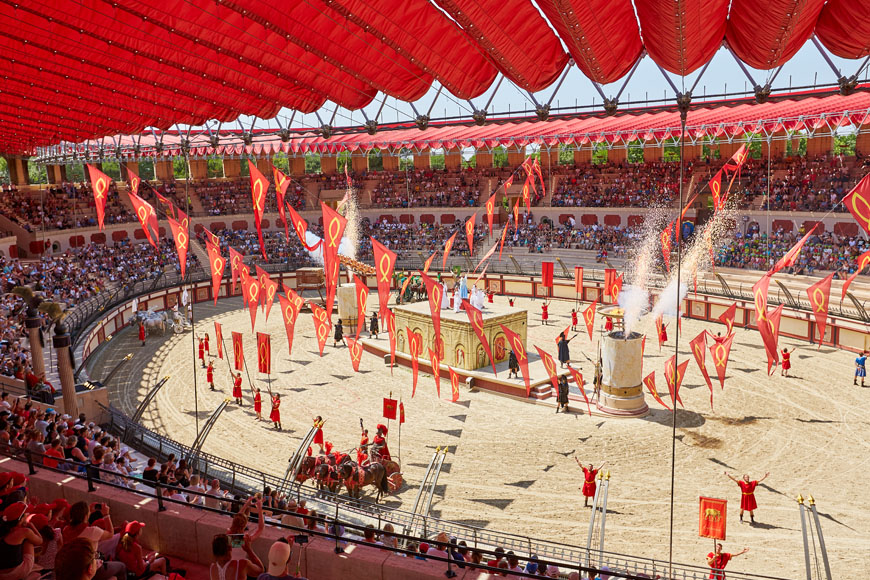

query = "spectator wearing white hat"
[{"left": 258, "top": 539, "right": 307, "bottom": 580}]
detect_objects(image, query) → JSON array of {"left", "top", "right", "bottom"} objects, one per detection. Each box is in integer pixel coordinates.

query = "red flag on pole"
[
  {"left": 521, "top": 174, "right": 532, "bottom": 212},
  {"left": 719, "top": 303, "right": 737, "bottom": 335},
  {"left": 758, "top": 304, "right": 784, "bottom": 375},
  {"left": 655, "top": 315, "right": 666, "bottom": 350},
  {"left": 709, "top": 170, "right": 724, "bottom": 212},
  {"left": 420, "top": 272, "right": 443, "bottom": 343},
  {"left": 498, "top": 218, "right": 511, "bottom": 261},
  {"left": 535, "top": 346, "right": 560, "bottom": 395},
  {"left": 228, "top": 247, "right": 244, "bottom": 294},
  {"left": 583, "top": 300, "right": 597, "bottom": 341},
  {"left": 699, "top": 497, "right": 728, "bottom": 540},
  {"left": 128, "top": 191, "right": 160, "bottom": 249},
  {"left": 258, "top": 267, "right": 278, "bottom": 321},
  {"left": 286, "top": 205, "right": 322, "bottom": 252},
  {"left": 709, "top": 333, "right": 734, "bottom": 390},
  {"left": 449, "top": 367, "right": 461, "bottom": 403},
  {"left": 239, "top": 267, "right": 250, "bottom": 306},
  {"left": 501, "top": 324, "right": 531, "bottom": 397},
  {"left": 664, "top": 356, "right": 688, "bottom": 408},
  {"left": 407, "top": 327, "right": 422, "bottom": 397},
  {"left": 247, "top": 160, "right": 269, "bottom": 259},
  {"left": 86, "top": 164, "right": 110, "bottom": 230},
  {"left": 277, "top": 292, "right": 302, "bottom": 358},
  {"left": 385, "top": 308, "right": 397, "bottom": 373},
  {"left": 465, "top": 213, "right": 478, "bottom": 257},
  {"left": 806, "top": 273, "right": 834, "bottom": 344},
  {"left": 842, "top": 173, "right": 870, "bottom": 235},
  {"left": 399, "top": 402, "right": 405, "bottom": 424},
  {"left": 347, "top": 337, "right": 363, "bottom": 372},
  {"left": 310, "top": 301, "right": 331, "bottom": 357},
  {"left": 603, "top": 269, "right": 616, "bottom": 303},
  {"left": 202, "top": 227, "right": 220, "bottom": 248},
  {"left": 242, "top": 268, "right": 260, "bottom": 332},
  {"left": 533, "top": 157, "right": 546, "bottom": 196},
  {"left": 768, "top": 224, "right": 818, "bottom": 276},
  {"left": 154, "top": 191, "right": 175, "bottom": 219},
  {"left": 167, "top": 217, "right": 188, "bottom": 279},
  {"left": 689, "top": 331, "right": 714, "bottom": 409},
  {"left": 643, "top": 372, "right": 671, "bottom": 410},
  {"left": 513, "top": 198, "right": 520, "bottom": 225},
  {"left": 443, "top": 231, "right": 457, "bottom": 268},
  {"left": 353, "top": 275, "right": 369, "bottom": 339},
  {"left": 842, "top": 249, "right": 870, "bottom": 299},
  {"left": 382, "top": 398, "right": 397, "bottom": 420},
  {"left": 574, "top": 266, "right": 584, "bottom": 296},
  {"left": 214, "top": 322, "right": 223, "bottom": 359},
  {"left": 372, "top": 238, "right": 397, "bottom": 321},
  {"left": 567, "top": 366, "right": 591, "bottom": 416},
  {"left": 752, "top": 275, "right": 771, "bottom": 327},
  {"left": 271, "top": 165, "right": 291, "bottom": 241},
  {"left": 485, "top": 193, "right": 496, "bottom": 235},
  {"left": 429, "top": 347, "right": 441, "bottom": 398},
  {"left": 609, "top": 273, "right": 623, "bottom": 304},
  {"left": 541, "top": 261, "right": 554, "bottom": 289},
  {"left": 423, "top": 251, "right": 437, "bottom": 274},
  {"left": 321, "top": 202, "right": 348, "bottom": 321},
  {"left": 661, "top": 223, "right": 673, "bottom": 272},
  {"left": 462, "top": 300, "right": 497, "bottom": 375},
  {"left": 206, "top": 241, "right": 225, "bottom": 305},
  {"left": 256, "top": 333, "right": 271, "bottom": 374},
  {"left": 126, "top": 166, "right": 141, "bottom": 197},
  {"left": 231, "top": 331, "right": 244, "bottom": 371}
]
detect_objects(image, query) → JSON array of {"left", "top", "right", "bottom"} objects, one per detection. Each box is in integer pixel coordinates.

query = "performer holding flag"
[
  {"left": 232, "top": 371, "right": 243, "bottom": 405},
  {"left": 724, "top": 471, "right": 770, "bottom": 523},
  {"left": 270, "top": 393, "right": 282, "bottom": 431},
  {"left": 253, "top": 387, "right": 262, "bottom": 421},
  {"left": 557, "top": 331, "right": 577, "bottom": 369}
]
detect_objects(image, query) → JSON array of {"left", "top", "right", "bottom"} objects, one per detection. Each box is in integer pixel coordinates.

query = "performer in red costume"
[
  {"left": 575, "top": 457, "right": 606, "bottom": 507},
  {"left": 231, "top": 371, "right": 243, "bottom": 405},
  {"left": 780, "top": 348, "right": 791, "bottom": 377},
  {"left": 372, "top": 424, "right": 391, "bottom": 462},
  {"left": 357, "top": 429, "right": 369, "bottom": 465},
  {"left": 659, "top": 322, "right": 668, "bottom": 344},
  {"left": 203, "top": 333, "right": 210, "bottom": 356},
  {"left": 198, "top": 337, "right": 205, "bottom": 368},
  {"left": 604, "top": 317, "right": 613, "bottom": 332},
  {"left": 270, "top": 393, "right": 282, "bottom": 431},
  {"left": 725, "top": 471, "right": 770, "bottom": 523},
  {"left": 571, "top": 309, "right": 578, "bottom": 332},
  {"left": 206, "top": 361, "right": 215, "bottom": 391},
  {"left": 541, "top": 300, "right": 550, "bottom": 326},
  {"left": 312, "top": 416, "right": 325, "bottom": 453},
  {"left": 253, "top": 388, "right": 262, "bottom": 421},
  {"left": 707, "top": 543, "right": 749, "bottom": 580},
  {"left": 138, "top": 323, "right": 146, "bottom": 347}
]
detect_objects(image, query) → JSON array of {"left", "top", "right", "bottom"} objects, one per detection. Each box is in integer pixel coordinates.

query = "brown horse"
[
  {"left": 338, "top": 462, "right": 389, "bottom": 502},
  {"left": 295, "top": 456, "right": 318, "bottom": 483}
]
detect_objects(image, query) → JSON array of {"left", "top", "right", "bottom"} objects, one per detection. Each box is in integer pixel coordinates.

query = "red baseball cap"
[
  {"left": 124, "top": 521, "right": 145, "bottom": 534},
  {"left": 28, "top": 514, "right": 49, "bottom": 529},
  {"left": 2, "top": 502, "right": 27, "bottom": 522},
  {"left": 0, "top": 473, "right": 11, "bottom": 487}
]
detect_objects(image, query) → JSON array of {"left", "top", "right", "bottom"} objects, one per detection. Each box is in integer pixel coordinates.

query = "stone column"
[
  {"left": 53, "top": 323, "right": 78, "bottom": 417},
  {"left": 25, "top": 310, "right": 45, "bottom": 378}
]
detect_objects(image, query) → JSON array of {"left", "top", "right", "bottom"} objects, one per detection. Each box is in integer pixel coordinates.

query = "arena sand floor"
[{"left": 89, "top": 294, "right": 870, "bottom": 578}]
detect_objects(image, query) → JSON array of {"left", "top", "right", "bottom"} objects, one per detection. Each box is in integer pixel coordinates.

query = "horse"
[
  {"left": 338, "top": 461, "right": 389, "bottom": 503},
  {"left": 314, "top": 464, "right": 342, "bottom": 495},
  {"left": 294, "top": 456, "right": 318, "bottom": 483},
  {"left": 131, "top": 310, "right": 167, "bottom": 335}
]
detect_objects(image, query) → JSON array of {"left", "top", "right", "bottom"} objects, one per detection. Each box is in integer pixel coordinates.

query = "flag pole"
[{"left": 397, "top": 395, "right": 402, "bottom": 466}]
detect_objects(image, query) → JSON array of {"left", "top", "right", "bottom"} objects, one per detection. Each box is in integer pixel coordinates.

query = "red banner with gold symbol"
[
  {"left": 347, "top": 337, "right": 363, "bottom": 372},
  {"left": 661, "top": 223, "right": 673, "bottom": 272},
  {"left": 228, "top": 247, "right": 244, "bottom": 294},
  {"left": 406, "top": 327, "right": 422, "bottom": 397},
  {"left": 758, "top": 303, "right": 784, "bottom": 375},
  {"left": 567, "top": 366, "right": 591, "bottom": 416},
  {"left": 752, "top": 274, "right": 771, "bottom": 327},
  {"left": 154, "top": 191, "right": 175, "bottom": 219},
  {"left": 383, "top": 397, "right": 397, "bottom": 420},
  {"left": 501, "top": 324, "right": 531, "bottom": 397},
  {"left": 610, "top": 273, "right": 623, "bottom": 304},
  {"left": 271, "top": 165, "right": 291, "bottom": 241},
  {"left": 277, "top": 290, "right": 303, "bottom": 358},
  {"left": 583, "top": 299, "right": 597, "bottom": 341},
  {"left": 232, "top": 331, "right": 244, "bottom": 371},
  {"left": 353, "top": 275, "right": 369, "bottom": 339},
  {"left": 535, "top": 346, "right": 560, "bottom": 396},
  {"left": 709, "top": 333, "right": 734, "bottom": 390},
  {"left": 247, "top": 160, "right": 269, "bottom": 259},
  {"left": 206, "top": 241, "right": 225, "bottom": 305},
  {"left": 806, "top": 273, "right": 834, "bottom": 345},
  {"left": 461, "top": 300, "right": 497, "bottom": 375},
  {"left": 423, "top": 251, "right": 437, "bottom": 274},
  {"left": 242, "top": 267, "right": 261, "bottom": 332},
  {"left": 310, "top": 301, "right": 331, "bottom": 357},
  {"left": 689, "top": 331, "right": 713, "bottom": 409},
  {"left": 664, "top": 356, "right": 688, "bottom": 408},
  {"left": 842, "top": 249, "right": 870, "bottom": 299},
  {"left": 429, "top": 347, "right": 441, "bottom": 398},
  {"left": 709, "top": 170, "right": 724, "bottom": 212},
  {"left": 643, "top": 372, "right": 671, "bottom": 410},
  {"left": 256, "top": 332, "right": 271, "bottom": 374},
  {"left": 843, "top": 173, "right": 870, "bottom": 235},
  {"left": 603, "top": 269, "right": 615, "bottom": 303},
  {"left": 485, "top": 193, "right": 496, "bottom": 235},
  {"left": 202, "top": 227, "right": 220, "bottom": 247},
  {"left": 699, "top": 497, "right": 727, "bottom": 540},
  {"left": 125, "top": 165, "right": 141, "bottom": 197},
  {"left": 214, "top": 322, "right": 223, "bottom": 359},
  {"left": 255, "top": 266, "right": 278, "bottom": 322},
  {"left": 449, "top": 367, "right": 461, "bottom": 403},
  {"left": 443, "top": 231, "right": 457, "bottom": 269},
  {"left": 521, "top": 174, "right": 532, "bottom": 212},
  {"left": 719, "top": 303, "right": 737, "bottom": 335},
  {"left": 768, "top": 224, "right": 818, "bottom": 276},
  {"left": 465, "top": 213, "right": 478, "bottom": 257},
  {"left": 128, "top": 190, "right": 160, "bottom": 249},
  {"left": 167, "top": 217, "right": 188, "bottom": 279},
  {"left": 286, "top": 205, "right": 322, "bottom": 252},
  {"left": 385, "top": 308, "right": 397, "bottom": 373},
  {"left": 86, "top": 164, "right": 110, "bottom": 230},
  {"left": 420, "top": 272, "right": 443, "bottom": 343},
  {"left": 371, "top": 237, "right": 397, "bottom": 321},
  {"left": 321, "top": 202, "right": 347, "bottom": 321}
]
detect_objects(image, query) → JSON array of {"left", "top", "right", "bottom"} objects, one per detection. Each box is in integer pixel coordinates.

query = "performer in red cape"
[
  {"left": 575, "top": 457, "right": 606, "bottom": 507},
  {"left": 780, "top": 348, "right": 791, "bottom": 377},
  {"left": 373, "top": 424, "right": 391, "bottom": 462},
  {"left": 253, "top": 387, "right": 262, "bottom": 421},
  {"left": 206, "top": 361, "right": 215, "bottom": 391},
  {"left": 312, "top": 416, "right": 325, "bottom": 453},
  {"left": 707, "top": 543, "right": 749, "bottom": 580},
  {"left": 203, "top": 333, "right": 210, "bottom": 356},
  {"left": 487, "top": 291, "right": 494, "bottom": 304},
  {"left": 358, "top": 429, "right": 369, "bottom": 465},
  {"left": 659, "top": 323, "right": 668, "bottom": 344},
  {"left": 270, "top": 393, "right": 282, "bottom": 430},
  {"left": 198, "top": 337, "right": 205, "bottom": 368},
  {"left": 571, "top": 309, "right": 578, "bottom": 332},
  {"left": 541, "top": 300, "right": 550, "bottom": 326},
  {"left": 604, "top": 317, "right": 613, "bottom": 332},
  {"left": 725, "top": 471, "right": 770, "bottom": 523},
  {"left": 138, "top": 323, "right": 146, "bottom": 347},
  {"left": 232, "top": 371, "right": 243, "bottom": 405}
]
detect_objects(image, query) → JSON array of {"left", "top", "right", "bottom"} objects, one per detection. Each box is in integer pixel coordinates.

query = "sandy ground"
[{"left": 94, "top": 294, "right": 870, "bottom": 578}]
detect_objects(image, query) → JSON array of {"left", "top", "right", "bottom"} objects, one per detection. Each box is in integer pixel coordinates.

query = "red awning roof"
[{"left": 2, "top": 0, "right": 869, "bottom": 154}]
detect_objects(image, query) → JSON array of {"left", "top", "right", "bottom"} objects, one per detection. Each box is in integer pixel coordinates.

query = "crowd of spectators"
[
  {"left": 503, "top": 218, "right": 634, "bottom": 259},
  {"left": 369, "top": 168, "right": 483, "bottom": 208},
  {"left": 354, "top": 219, "right": 489, "bottom": 260},
  {"left": 194, "top": 178, "right": 306, "bottom": 216},
  {"left": 551, "top": 161, "right": 692, "bottom": 208},
  {"left": 755, "top": 155, "right": 859, "bottom": 212},
  {"left": 200, "top": 229, "right": 315, "bottom": 270},
  {"left": 0, "top": 182, "right": 135, "bottom": 231}
]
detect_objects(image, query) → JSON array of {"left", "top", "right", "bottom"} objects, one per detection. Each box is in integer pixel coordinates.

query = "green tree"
[
  {"left": 746, "top": 134, "right": 762, "bottom": 159},
  {"left": 398, "top": 148, "right": 413, "bottom": 171},
  {"left": 493, "top": 146, "right": 508, "bottom": 168},
  {"left": 786, "top": 135, "right": 807, "bottom": 157},
  {"left": 137, "top": 160, "right": 155, "bottom": 181},
  {"left": 101, "top": 160, "right": 121, "bottom": 181},
  {"left": 304, "top": 154, "right": 321, "bottom": 174},
  {"left": 66, "top": 163, "right": 85, "bottom": 182},
  {"left": 367, "top": 150, "right": 384, "bottom": 172},
  {"left": 461, "top": 154, "right": 477, "bottom": 169},
  {"left": 558, "top": 145, "right": 574, "bottom": 165},
  {"left": 627, "top": 141, "right": 644, "bottom": 163},
  {"left": 240, "top": 158, "right": 250, "bottom": 178},
  {"left": 27, "top": 161, "right": 48, "bottom": 184},
  {"left": 207, "top": 158, "right": 224, "bottom": 178},
  {"left": 430, "top": 152, "right": 445, "bottom": 170},
  {"left": 834, "top": 134, "right": 857, "bottom": 156},
  {"left": 662, "top": 138, "right": 681, "bottom": 162},
  {"left": 591, "top": 144, "right": 608, "bottom": 165},
  {"left": 272, "top": 152, "right": 290, "bottom": 174},
  {"left": 702, "top": 138, "right": 721, "bottom": 160},
  {"left": 336, "top": 151, "right": 352, "bottom": 174},
  {"left": 0, "top": 157, "right": 9, "bottom": 184},
  {"left": 173, "top": 157, "right": 189, "bottom": 179}
]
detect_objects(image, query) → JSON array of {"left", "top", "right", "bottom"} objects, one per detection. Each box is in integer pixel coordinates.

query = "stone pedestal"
[
  {"left": 597, "top": 331, "right": 649, "bottom": 417},
  {"left": 53, "top": 325, "right": 78, "bottom": 417},
  {"left": 25, "top": 314, "right": 45, "bottom": 378},
  {"left": 336, "top": 284, "right": 358, "bottom": 336}
]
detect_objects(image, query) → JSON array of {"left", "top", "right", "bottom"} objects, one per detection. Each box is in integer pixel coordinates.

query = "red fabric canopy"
[{"left": 2, "top": 0, "right": 868, "bottom": 154}]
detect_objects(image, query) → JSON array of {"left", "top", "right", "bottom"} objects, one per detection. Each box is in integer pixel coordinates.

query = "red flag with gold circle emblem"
[
  {"left": 228, "top": 247, "right": 244, "bottom": 294},
  {"left": 448, "top": 367, "right": 461, "bottom": 403},
  {"left": 406, "top": 327, "right": 422, "bottom": 397},
  {"left": 321, "top": 202, "right": 348, "bottom": 320},
  {"left": 664, "top": 356, "right": 688, "bottom": 408},
  {"left": 167, "top": 217, "right": 188, "bottom": 279},
  {"left": 689, "top": 331, "right": 713, "bottom": 409},
  {"left": 583, "top": 300, "right": 597, "bottom": 341},
  {"left": 231, "top": 331, "right": 244, "bottom": 371},
  {"left": 420, "top": 272, "right": 443, "bottom": 343},
  {"left": 371, "top": 237, "right": 397, "bottom": 321},
  {"left": 535, "top": 346, "right": 560, "bottom": 396},
  {"left": 353, "top": 275, "right": 369, "bottom": 339},
  {"left": 214, "top": 321, "right": 223, "bottom": 359},
  {"left": 247, "top": 160, "right": 269, "bottom": 259},
  {"left": 442, "top": 231, "right": 457, "bottom": 268},
  {"left": 428, "top": 347, "right": 441, "bottom": 398},
  {"left": 309, "top": 301, "right": 331, "bottom": 357},
  {"left": 699, "top": 497, "right": 728, "bottom": 540},
  {"left": 844, "top": 174, "right": 870, "bottom": 236},
  {"left": 285, "top": 205, "right": 322, "bottom": 252},
  {"left": 768, "top": 224, "right": 818, "bottom": 277},
  {"left": 126, "top": 165, "right": 141, "bottom": 197},
  {"left": 709, "top": 333, "right": 734, "bottom": 390},
  {"left": 347, "top": 337, "right": 363, "bottom": 372},
  {"left": 206, "top": 241, "right": 225, "bottom": 305},
  {"left": 465, "top": 213, "right": 478, "bottom": 257},
  {"left": 661, "top": 223, "right": 673, "bottom": 272},
  {"left": 462, "top": 300, "right": 497, "bottom": 376},
  {"left": 567, "top": 366, "right": 592, "bottom": 416},
  {"left": 485, "top": 193, "right": 496, "bottom": 235},
  {"left": 385, "top": 308, "right": 397, "bottom": 373},
  {"left": 271, "top": 165, "right": 291, "bottom": 241},
  {"left": 842, "top": 249, "right": 870, "bottom": 300},
  {"left": 501, "top": 324, "right": 531, "bottom": 397},
  {"left": 382, "top": 398, "right": 397, "bottom": 420},
  {"left": 256, "top": 332, "right": 271, "bottom": 374},
  {"left": 128, "top": 190, "right": 160, "bottom": 249},
  {"left": 807, "top": 273, "right": 834, "bottom": 345},
  {"left": 718, "top": 303, "right": 737, "bottom": 335},
  {"left": 255, "top": 266, "right": 278, "bottom": 321},
  {"left": 277, "top": 290, "right": 302, "bottom": 358},
  {"left": 201, "top": 226, "right": 220, "bottom": 248},
  {"left": 752, "top": 274, "right": 771, "bottom": 327},
  {"left": 758, "top": 303, "right": 783, "bottom": 375},
  {"left": 86, "top": 164, "right": 110, "bottom": 230},
  {"left": 423, "top": 251, "right": 437, "bottom": 274},
  {"left": 643, "top": 372, "right": 671, "bottom": 410},
  {"left": 609, "top": 273, "right": 623, "bottom": 304},
  {"left": 242, "top": 267, "right": 260, "bottom": 332}
]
